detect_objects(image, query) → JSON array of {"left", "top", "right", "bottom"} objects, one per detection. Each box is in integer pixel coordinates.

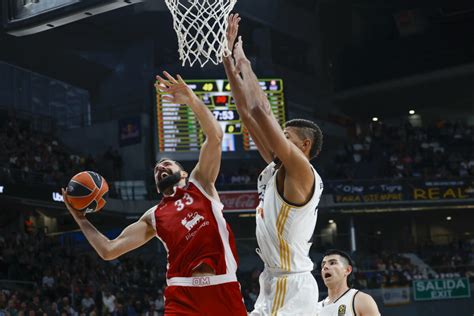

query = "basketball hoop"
[{"left": 164, "top": 0, "right": 237, "bottom": 67}]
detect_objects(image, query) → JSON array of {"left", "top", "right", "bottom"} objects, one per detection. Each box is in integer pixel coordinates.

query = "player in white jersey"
[
  {"left": 318, "top": 250, "right": 380, "bottom": 316},
  {"left": 224, "top": 14, "right": 324, "bottom": 315}
]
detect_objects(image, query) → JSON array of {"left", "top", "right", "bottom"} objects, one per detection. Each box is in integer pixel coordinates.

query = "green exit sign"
[{"left": 413, "top": 278, "right": 471, "bottom": 301}]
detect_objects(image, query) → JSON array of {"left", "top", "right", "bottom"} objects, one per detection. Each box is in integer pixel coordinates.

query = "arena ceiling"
[{"left": 0, "top": 0, "right": 473, "bottom": 119}]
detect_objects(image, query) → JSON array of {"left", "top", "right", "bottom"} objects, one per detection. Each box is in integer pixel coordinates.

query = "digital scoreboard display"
[{"left": 156, "top": 79, "right": 285, "bottom": 152}]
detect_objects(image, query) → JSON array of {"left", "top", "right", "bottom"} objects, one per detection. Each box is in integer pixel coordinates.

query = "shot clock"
[{"left": 156, "top": 79, "right": 285, "bottom": 152}]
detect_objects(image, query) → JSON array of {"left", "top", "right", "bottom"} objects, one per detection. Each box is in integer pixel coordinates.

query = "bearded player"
[
  {"left": 223, "top": 15, "right": 324, "bottom": 315},
  {"left": 62, "top": 71, "right": 247, "bottom": 316}
]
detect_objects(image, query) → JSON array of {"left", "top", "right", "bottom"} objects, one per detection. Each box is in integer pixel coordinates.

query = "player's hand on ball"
[
  {"left": 156, "top": 71, "right": 198, "bottom": 105},
  {"left": 62, "top": 188, "right": 86, "bottom": 219}
]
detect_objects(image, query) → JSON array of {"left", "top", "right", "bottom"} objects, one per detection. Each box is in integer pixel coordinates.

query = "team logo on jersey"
[
  {"left": 338, "top": 304, "right": 346, "bottom": 315},
  {"left": 181, "top": 212, "right": 204, "bottom": 231}
]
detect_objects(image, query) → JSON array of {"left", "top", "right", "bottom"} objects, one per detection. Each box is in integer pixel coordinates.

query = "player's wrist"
[{"left": 188, "top": 95, "right": 203, "bottom": 107}]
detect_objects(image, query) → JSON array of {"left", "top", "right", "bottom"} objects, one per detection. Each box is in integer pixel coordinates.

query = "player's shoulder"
[
  {"left": 141, "top": 205, "right": 158, "bottom": 220},
  {"left": 261, "top": 161, "right": 277, "bottom": 176},
  {"left": 187, "top": 178, "right": 211, "bottom": 197},
  {"left": 188, "top": 177, "right": 222, "bottom": 205},
  {"left": 353, "top": 290, "right": 380, "bottom": 315},
  {"left": 354, "top": 290, "right": 374, "bottom": 301}
]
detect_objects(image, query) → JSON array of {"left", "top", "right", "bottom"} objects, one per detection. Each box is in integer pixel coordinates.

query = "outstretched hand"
[
  {"left": 156, "top": 71, "right": 197, "bottom": 105},
  {"left": 226, "top": 13, "right": 241, "bottom": 52}
]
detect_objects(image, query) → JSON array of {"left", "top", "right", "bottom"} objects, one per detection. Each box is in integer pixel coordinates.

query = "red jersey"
[{"left": 147, "top": 179, "right": 239, "bottom": 279}]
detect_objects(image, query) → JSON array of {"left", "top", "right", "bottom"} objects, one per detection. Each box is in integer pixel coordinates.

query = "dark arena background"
[{"left": 1, "top": 0, "right": 474, "bottom": 315}]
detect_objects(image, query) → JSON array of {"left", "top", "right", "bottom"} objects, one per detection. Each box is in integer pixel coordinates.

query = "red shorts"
[{"left": 164, "top": 281, "right": 247, "bottom": 315}]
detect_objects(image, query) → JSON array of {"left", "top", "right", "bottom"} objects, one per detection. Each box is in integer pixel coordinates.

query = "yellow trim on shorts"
[
  {"left": 271, "top": 277, "right": 287, "bottom": 316},
  {"left": 276, "top": 204, "right": 291, "bottom": 271}
]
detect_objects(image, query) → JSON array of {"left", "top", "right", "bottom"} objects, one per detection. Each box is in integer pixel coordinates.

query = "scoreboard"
[{"left": 156, "top": 79, "right": 285, "bottom": 152}]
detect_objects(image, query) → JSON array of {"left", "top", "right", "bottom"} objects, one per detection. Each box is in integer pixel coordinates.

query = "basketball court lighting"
[
  {"left": 409, "top": 110, "right": 415, "bottom": 115},
  {"left": 446, "top": 216, "right": 452, "bottom": 221},
  {"left": 372, "top": 117, "right": 378, "bottom": 122},
  {"left": 328, "top": 219, "right": 335, "bottom": 224}
]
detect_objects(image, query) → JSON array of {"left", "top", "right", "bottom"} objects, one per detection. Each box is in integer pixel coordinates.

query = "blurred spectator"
[
  {"left": 330, "top": 119, "right": 474, "bottom": 180},
  {"left": 102, "top": 290, "right": 116, "bottom": 315},
  {"left": 0, "top": 114, "right": 122, "bottom": 186}
]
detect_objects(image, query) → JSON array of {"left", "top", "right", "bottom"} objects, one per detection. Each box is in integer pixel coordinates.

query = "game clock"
[
  {"left": 156, "top": 79, "right": 285, "bottom": 152},
  {"left": 212, "top": 109, "right": 239, "bottom": 122}
]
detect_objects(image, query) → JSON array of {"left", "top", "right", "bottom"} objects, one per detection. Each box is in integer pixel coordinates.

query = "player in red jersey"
[{"left": 62, "top": 71, "right": 247, "bottom": 316}]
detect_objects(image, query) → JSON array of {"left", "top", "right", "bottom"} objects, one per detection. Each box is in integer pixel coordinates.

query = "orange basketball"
[{"left": 66, "top": 171, "right": 109, "bottom": 213}]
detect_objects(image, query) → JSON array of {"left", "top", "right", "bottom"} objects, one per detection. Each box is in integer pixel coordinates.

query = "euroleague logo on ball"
[{"left": 66, "top": 171, "right": 109, "bottom": 213}]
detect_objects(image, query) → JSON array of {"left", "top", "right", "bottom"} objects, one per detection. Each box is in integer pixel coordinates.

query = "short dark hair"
[
  {"left": 157, "top": 157, "right": 184, "bottom": 171},
  {"left": 285, "top": 119, "right": 323, "bottom": 159},
  {"left": 323, "top": 249, "right": 354, "bottom": 287}
]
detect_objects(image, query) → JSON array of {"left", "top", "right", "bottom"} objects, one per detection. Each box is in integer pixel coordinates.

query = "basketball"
[{"left": 66, "top": 171, "right": 109, "bottom": 213}]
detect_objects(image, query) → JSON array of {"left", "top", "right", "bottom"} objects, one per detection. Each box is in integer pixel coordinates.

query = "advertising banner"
[{"left": 328, "top": 179, "right": 474, "bottom": 204}]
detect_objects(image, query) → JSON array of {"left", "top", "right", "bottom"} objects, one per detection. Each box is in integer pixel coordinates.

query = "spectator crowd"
[
  {"left": 0, "top": 230, "right": 166, "bottom": 315},
  {"left": 0, "top": 114, "right": 122, "bottom": 187},
  {"left": 1, "top": 228, "right": 473, "bottom": 315},
  {"left": 331, "top": 119, "right": 474, "bottom": 180}
]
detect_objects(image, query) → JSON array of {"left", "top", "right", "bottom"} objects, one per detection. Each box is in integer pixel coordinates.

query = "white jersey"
[
  {"left": 318, "top": 289, "right": 359, "bottom": 316},
  {"left": 256, "top": 162, "right": 323, "bottom": 273}
]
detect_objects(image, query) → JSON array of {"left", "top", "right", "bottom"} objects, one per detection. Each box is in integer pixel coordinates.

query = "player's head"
[
  {"left": 284, "top": 119, "right": 323, "bottom": 160},
  {"left": 154, "top": 158, "right": 188, "bottom": 195},
  {"left": 321, "top": 249, "right": 354, "bottom": 289}
]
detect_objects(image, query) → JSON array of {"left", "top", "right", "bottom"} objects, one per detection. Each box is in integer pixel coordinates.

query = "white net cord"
[{"left": 165, "top": 0, "right": 237, "bottom": 67}]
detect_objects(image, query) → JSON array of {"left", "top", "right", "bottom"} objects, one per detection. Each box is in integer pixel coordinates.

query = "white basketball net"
[{"left": 165, "top": 0, "right": 237, "bottom": 67}]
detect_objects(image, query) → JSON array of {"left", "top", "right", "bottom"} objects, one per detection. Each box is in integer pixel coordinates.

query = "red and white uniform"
[{"left": 146, "top": 178, "right": 247, "bottom": 315}]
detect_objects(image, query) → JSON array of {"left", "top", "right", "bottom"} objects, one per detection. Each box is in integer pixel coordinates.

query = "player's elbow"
[
  {"left": 207, "top": 128, "right": 223, "bottom": 144},
  {"left": 97, "top": 248, "right": 116, "bottom": 261},
  {"left": 100, "top": 252, "right": 114, "bottom": 261},
  {"left": 98, "top": 242, "right": 120, "bottom": 261}
]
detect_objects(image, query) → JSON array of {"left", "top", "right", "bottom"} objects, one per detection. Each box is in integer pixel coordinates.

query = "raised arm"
[
  {"left": 156, "top": 72, "right": 222, "bottom": 200},
  {"left": 223, "top": 14, "right": 274, "bottom": 163},
  {"left": 229, "top": 37, "right": 314, "bottom": 182},
  {"left": 228, "top": 38, "right": 314, "bottom": 203},
  {"left": 62, "top": 189, "right": 155, "bottom": 260}
]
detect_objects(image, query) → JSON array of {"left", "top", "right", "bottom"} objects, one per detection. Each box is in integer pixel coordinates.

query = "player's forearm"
[
  {"left": 224, "top": 56, "right": 274, "bottom": 161},
  {"left": 246, "top": 123, "right": 274, "bottom": 163},
  {"left": 223, "top": 57, "right": 251, "bottom": 120},
  {"left": 237, "top": 57, "right": 273, "bottom": 117},
  {"left": 188, "top": 96, "right": 223, "bottom": 142},
  {"left": 72, "top": 215, "right": 114, "bottom": 260}
]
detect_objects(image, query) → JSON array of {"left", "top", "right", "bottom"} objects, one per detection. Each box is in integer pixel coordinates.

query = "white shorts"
[{"left": 250, "top": 269, "right": 319, "bottom": 316}]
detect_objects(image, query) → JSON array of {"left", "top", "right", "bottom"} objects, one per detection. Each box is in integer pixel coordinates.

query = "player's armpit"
[{"left": 354, "top": 292, "right": 381, "bottom": 316}]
